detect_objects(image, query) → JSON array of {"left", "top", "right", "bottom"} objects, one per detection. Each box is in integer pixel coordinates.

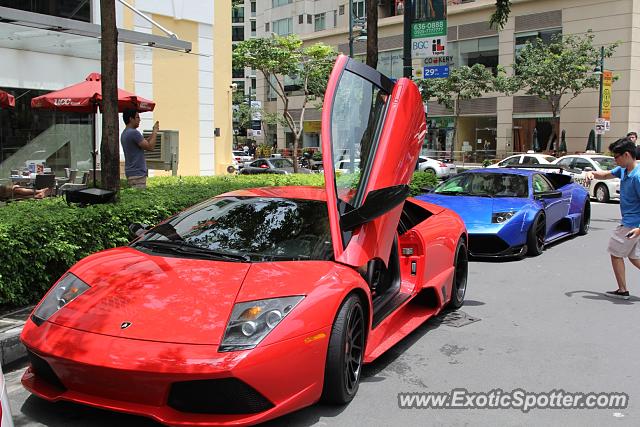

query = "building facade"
[
  {"left": 0, "top": 0, "right": 233, "bottom": 178},
  {"left": 255, "top": 0, "right": 637, "bottom": 160}
]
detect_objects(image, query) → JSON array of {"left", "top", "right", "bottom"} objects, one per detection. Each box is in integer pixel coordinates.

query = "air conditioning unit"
[{"left": 142, "top": 130, "right": 179, "bottom": 175}]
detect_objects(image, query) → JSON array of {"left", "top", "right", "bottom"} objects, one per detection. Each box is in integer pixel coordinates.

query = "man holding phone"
[
  {"left": 586, "top": 138, "right": 640, "bottom": 299},
  {"left": 121, "top": 109, "right": 159, "bottom": 189}
]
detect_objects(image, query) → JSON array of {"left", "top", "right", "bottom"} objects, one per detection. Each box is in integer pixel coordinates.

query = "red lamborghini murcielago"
[{"left": 21, "top": 56, "right": 468, "bottom": 426}]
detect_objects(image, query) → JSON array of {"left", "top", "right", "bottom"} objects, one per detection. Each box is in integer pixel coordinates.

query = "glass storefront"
[
  {"left": 0, "top": 1, "right": 92, "bottom": 23},
  {"left": 0, "top": 87, "right": 93, "bottom": 178}
]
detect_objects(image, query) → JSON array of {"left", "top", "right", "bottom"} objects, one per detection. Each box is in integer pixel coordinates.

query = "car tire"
[
  {"left": 578, "top": 200, "right": 591, "bottom": 235},
  {"left": 321, "top": 294, "right": 366, "bottom": 405},
  {"left": 424, "top": 168, "right": 436, "bottom": 175},
  {"left": 595, "top": 183, "right": 610, "bottom": 203},
  {"left": 526, "top": 213, "right": 545, "bottom": 256},
  {"left": 447, "top": 238, "right": 468, "bottom": 310}
]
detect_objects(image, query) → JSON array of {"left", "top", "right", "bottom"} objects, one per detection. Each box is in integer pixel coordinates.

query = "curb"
[{"left": 0, "top": 307, "right": 31, "bottom": 366}]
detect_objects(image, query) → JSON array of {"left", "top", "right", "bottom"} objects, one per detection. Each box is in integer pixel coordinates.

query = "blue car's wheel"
[
  {"left": 579, "top": 201, "right": 590, "bottom": 235},
  {"left": 322, "top": 294, "right": 365, "bottom": 405},
  {"left": 526, "top": 213, "right": 545, "bottom": 256}
]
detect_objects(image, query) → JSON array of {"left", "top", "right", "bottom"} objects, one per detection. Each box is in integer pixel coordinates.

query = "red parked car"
[{"left": 20, "top": 56, "right": 468, "bottom": 426}]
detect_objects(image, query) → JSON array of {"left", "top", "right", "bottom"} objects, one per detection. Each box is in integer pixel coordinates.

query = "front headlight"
[
  {"left": 219, "top": 296, "right": 304, "bottom": 352},
  {"left": 492, "top": 211, "right": 516, "bottom": 224},
  {"left": 32, "top": 273, "right": 90, "bottom": 324}
]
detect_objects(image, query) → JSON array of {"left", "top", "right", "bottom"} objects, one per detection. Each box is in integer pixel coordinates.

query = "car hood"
[
  {"left": 418, "top": 194, "right": 529, "bottom": 224},
  {"left": 49, "top": 247, "right": 251, "bottom": 345}
]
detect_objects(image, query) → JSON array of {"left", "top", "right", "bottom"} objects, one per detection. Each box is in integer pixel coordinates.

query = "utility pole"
[
  {"left": 596, "top": 45, "right": 605, "bottom": 153},
  {"left": 349, "top": 0, "right": 354, "bottom": 58}
]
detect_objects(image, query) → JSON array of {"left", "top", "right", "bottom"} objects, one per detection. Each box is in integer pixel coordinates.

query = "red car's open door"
[{"left": 322, "top": 55, "right": 426, "bottom": 268}]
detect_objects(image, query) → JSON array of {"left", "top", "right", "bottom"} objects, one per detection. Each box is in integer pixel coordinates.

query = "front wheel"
[
  {"left": 321, "top": 294, "right": 366, "bottom": 405},
  {"left": 578, "top": 200, "right": 591, "bottom": 235},
  {"left": 526, "top": 213, "right": 546, "bottom": 256},
  {"left": 447, "top": 238, "right": 468, "bottom": 309}
]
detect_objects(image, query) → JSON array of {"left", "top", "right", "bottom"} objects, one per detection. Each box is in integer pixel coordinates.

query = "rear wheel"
[
  {"left": 321, "top": 294, "right": 366, "bottom": 405},
  {"left": 526, "top": 213, "right": 545, "bottom": 256},
  {"left": 447, "top": 238, "right": 468, "bottom": 309},
  {"left": 595, "top": 183, "right": 610, "bottom": 203},
  {"left": 578, "top": 200, "right": 591, "bottom": 235},
  {"left": 424, "top": 168, "right": 436, "bottom": 176}
]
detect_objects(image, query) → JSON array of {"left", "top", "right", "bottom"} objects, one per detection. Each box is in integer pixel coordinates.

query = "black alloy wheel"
[
  {"left": 578, "top": 201, "right": 591, "bottom": 235},
  {"left": 321, "top": 294, "right": 366, "bottom": 405},
  {"left": 526, "top": 213, "right": 545, "bottom": 256},
  {"left": 447, "top": 238, "right": 468, "bottom": 309}
]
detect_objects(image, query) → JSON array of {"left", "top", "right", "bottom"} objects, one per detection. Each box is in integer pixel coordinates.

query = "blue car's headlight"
[
  {"left": 32, "top": 273, "right": 90, "bottom": 324},
  {"left": 219, "top": 296, "right": 304, "bottom": 352},
  {"left": 492, "top": 211, "right": 516, "bottom": 223}
]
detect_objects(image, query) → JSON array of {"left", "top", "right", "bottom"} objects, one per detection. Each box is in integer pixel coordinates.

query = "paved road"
[{"left": 6, "top": 201, "right": 640, "bottom": 426}]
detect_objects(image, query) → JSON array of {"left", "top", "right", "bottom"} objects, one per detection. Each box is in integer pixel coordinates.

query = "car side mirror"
[
  {"left": 534, "top": 190, "right": 562, "bottom": 200},
  {"left": 340, "top": 184, "right": 410, "bottom": 231},
  {"left": 129, "top": 223, "right": 149, "bottom": 237}
]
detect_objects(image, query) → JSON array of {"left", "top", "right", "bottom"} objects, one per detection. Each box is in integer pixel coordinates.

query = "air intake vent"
[
  {"left": 515, "top": 10, "right": 562, "bottom": 32},
  {"left": 27, "top": 350, "right": 66, "bottom": 391}
]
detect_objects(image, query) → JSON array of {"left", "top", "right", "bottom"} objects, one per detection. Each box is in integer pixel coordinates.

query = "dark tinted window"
[
  {"left": 434, "top": 173, "right": 529, "bottom": 198},
  {"left": 136, "top": 197, "right": 333, "bottom": 261},
  {"left": 0, "top": 0, "right": 91, "bottom": 22}
]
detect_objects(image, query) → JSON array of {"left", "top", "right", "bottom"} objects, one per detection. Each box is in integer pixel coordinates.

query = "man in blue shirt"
[
  {"left": 121, "top": 109, "right": 159, "bottom": 189},
  {"left": 586, "top": 138, "right": 640, "bottom": 299}
]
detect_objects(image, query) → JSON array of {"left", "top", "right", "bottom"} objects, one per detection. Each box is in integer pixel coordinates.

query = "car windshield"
[
  {"left": 233, "top": 151, "right": 247, "bottom": 156},
  {"left": 434, "top": 173, "right": 529, "bottom": 198},
  {"left": 270, "top": 158, "right": 294, "bottom": 169},
  {"left": 543, "top": 156, "right": 556, "bottom": 163},
  {"left": 133, "top": 197, "right": 333, "bottom": 262},
  {"left": 592, "top": 157, "right": 616, "bottom": 171}
]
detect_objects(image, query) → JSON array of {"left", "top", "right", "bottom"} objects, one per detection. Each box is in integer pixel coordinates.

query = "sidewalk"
[{"left": 0, "top": 306, "right": 32, "bottom": 366}]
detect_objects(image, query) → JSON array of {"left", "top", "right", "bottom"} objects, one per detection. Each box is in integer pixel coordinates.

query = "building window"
[
  {"left": 251, "top": 1, "right": 256, "bottom": 16},
  {"left": 232, "top": 27, "right": 245, "bottom": 42},
  {"left": 515, "top": 28, "right": 562, "bottom": 57},
  {"left": 314, "top": 13, "right": 326, "bottom": 32},
  {"left": 307, "top": 14, "right": 312, "bottom": 24},
  {"left": 299, "top": 14, "right": 304, "bottom": 24},
  {"left": 272, "top": 18, "right": 293, "bottom": 35},
  {"left": 0, "top": 0, "right": 92, "bottom": 23},
  {"left": 449, "top": 36, "right": 499, "bottom": 75},
  {"left": 352, "top": 0, "right": 365, "bottom": 18},
  {"left": 272, "top": 0, "right": 292, "bottom": 7},
  {"left": 251, "top": 20, "right": 256, "bottom": 37},
  {"left": 232, "top": 5, "right": 245, "bottom": 23},
  {"left": 265, "top": 22, "right": 270, "bottom": 32},
  {"left": 339, "top": 5, "right": 345, "bottom": 15},
  {"left": 333, "top": 10, "right": 338, "bottom": 28},
  {"left": 232, "top": 67, "right": 245, "bottom": 78}
]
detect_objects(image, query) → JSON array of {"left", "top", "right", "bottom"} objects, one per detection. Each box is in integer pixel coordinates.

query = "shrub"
[{"left": 0, "top": 171, "right": 436, "bottom": 306}]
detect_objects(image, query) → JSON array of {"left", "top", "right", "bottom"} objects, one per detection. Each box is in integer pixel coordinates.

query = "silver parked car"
[
  {"left": 553, "top": 154, "right": 619, "bottom": 202},
  {"left": 416, "top": 156, "right": 457, "bottom": 178}
]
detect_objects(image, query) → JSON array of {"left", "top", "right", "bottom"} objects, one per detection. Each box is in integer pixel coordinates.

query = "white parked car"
[
  {"left": 416, "top": 156, "right": 456, "bottom": 178},
  {"left": 487, "top": 152, "right": 557, "bottom": 168},
  {"left": 0, "top": 362, "right": 14, "bottom": 427},
  {"left": 553, "top": 154, "right": 619, "bottom": 202}
]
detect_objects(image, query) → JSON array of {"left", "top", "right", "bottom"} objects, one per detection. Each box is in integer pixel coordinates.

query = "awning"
[{"left": 0, "top": 6, "right": 191, "bottom": 54}]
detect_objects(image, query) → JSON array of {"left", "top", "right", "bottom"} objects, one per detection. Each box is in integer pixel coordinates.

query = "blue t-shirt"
[
  {"left": 121, "top": 128, "right": 147, "bottom": 177},
  {"left": 611, "top": 165, "right": 640, "bottom": 227}
]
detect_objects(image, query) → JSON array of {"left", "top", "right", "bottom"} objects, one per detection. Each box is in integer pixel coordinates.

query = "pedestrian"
[
  {"left": 249, "top": 142, "right": 257, "bottom": 157},
  {"left": 627, "top": 132, "right": 639, "bottom": 159},
  {"left": 586, "top": 138, "right": 640, "bottom": 300},
  {"left": 121, "top": 109, "right": 159, "bottom": 189}
]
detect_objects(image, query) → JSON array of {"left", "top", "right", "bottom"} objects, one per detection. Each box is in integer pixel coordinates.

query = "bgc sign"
[{"left": 412, "top": 36, "right": 447, "bottom": 59}]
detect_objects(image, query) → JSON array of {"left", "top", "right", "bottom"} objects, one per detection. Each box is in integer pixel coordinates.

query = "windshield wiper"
[{"left": 134, "top": 240, "right": 250, "bottom": 262}]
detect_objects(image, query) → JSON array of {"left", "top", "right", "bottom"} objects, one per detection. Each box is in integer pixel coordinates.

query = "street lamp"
[{"left": 348, "top": 0, "right": 367, "bottom": 58}]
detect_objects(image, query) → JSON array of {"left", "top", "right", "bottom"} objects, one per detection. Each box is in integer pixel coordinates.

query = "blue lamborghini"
[{"left": 417, "top": 168, "right": 590, "bottom": 257}]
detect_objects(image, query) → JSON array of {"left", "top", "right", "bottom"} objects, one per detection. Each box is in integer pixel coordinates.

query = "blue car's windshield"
[{"left": 434, "top": 173, "right": 529, "bottom": 198}]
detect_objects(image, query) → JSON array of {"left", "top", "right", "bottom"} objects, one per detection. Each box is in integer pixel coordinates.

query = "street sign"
[
  {"left": 423, "top": 65, "right": 449, "bottom": 78},
  {"left": 412, "top": 36, "right": 447, "bottom": 59},
  {"left": 423, "top": 55, "right": 454, "bottom": 66},
  {"left": 605, "top": 120, "right": 611, "bottom": 131},
  {"left": 595, "top": 117, "right": 606, "bottom": 135},
  {"left": 411, "top": 20, "right": 446, "bottom": 38},
  {"left": 602, "top": 70, "right": 613, "bottom": 121}
]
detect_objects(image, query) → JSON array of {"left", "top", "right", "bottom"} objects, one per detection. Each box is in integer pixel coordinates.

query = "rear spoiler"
[{"left": 505, "top": 164, "right": 581, "bottom": 188}]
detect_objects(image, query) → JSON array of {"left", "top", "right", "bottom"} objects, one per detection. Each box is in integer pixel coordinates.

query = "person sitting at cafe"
[{"left": 0, "top": 183, "right": 50, "bottom": 200}]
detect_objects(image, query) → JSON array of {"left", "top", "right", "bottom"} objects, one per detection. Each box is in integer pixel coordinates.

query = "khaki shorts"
[
  {"left": 608, "top": 225, "right": 640, "bottom": 259},
  {"left": 127, "top": 175, "right": 147, "bottom": 189}
]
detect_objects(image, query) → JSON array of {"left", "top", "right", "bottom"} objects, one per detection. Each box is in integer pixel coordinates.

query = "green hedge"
[{"left": 0, "top": 172, "right": 437, "bottom": 306}]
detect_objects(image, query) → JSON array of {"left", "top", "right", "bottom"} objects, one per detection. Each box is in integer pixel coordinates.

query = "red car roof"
[{"left": 220, "top": 185, "right": 327, "bottom": 201}]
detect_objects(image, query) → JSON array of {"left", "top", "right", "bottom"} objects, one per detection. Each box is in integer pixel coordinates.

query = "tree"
[
  {"left": 512, "top": 31, "right": 618, "bottom": 151},
  {"left": 233, "top": 35, "right": 336, "bottom": 172},
  {"left": 100, "top": 0, "right": 119, "bottom": 192},
  {"left": 416, "top": 64, "right": 495, "bottom": 159},
  {"left": 489, "top": 0, "right": 512, "bottom": 30}
]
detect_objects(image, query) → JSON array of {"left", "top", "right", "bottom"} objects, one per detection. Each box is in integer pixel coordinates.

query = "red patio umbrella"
[
  {"left": 0, "top": 89, "right": 15, "bottom": 109},
  {"left": 30, "top": 73, "right": 155, "bottom": 186}
]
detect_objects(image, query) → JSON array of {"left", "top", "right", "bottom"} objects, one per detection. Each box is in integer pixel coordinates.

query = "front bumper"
[
  {"left": 21, "top": 319, "right": 330, "bottom": 426},
  {"left": 468, "top": 234, "right": 527, "bottom": 258}
]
